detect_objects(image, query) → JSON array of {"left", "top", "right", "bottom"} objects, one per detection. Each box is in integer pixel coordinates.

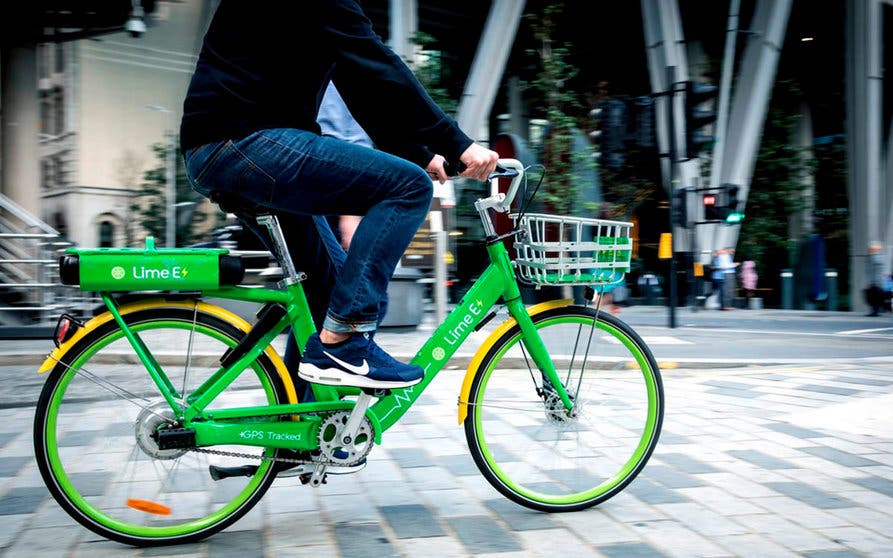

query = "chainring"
[{"left": 317, "top": 411, "right": 374, "bottom": 466}]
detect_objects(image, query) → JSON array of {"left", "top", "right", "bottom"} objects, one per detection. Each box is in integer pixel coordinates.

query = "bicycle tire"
[
  {"left": 464, "top": 305, "right": 663, "bottom": 512},
  {"left": 34, "top": 301, "right": 290, "bottom": 546}
]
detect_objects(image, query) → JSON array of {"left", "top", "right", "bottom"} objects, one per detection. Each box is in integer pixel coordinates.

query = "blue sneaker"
[{"left": 299, "top": 333, "right": 423, "bottom": 389}]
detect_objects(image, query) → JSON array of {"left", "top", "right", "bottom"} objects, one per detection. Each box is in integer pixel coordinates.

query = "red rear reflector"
[
  {"left": 55, "top": 319, "right": 71, "bottom": 346},
  {"left": 126, "top": 498, "right": 172, "bottom": 516}
]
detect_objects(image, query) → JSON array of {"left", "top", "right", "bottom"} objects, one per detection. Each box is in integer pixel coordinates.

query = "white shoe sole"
[{"left": 298, "top": 363, "right": 423, "bottom": 389}]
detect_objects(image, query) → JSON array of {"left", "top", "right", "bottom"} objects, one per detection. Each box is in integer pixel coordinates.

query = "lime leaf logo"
[
  {"left": 432, "top": 347, "right": 446, "bottom": 361},
  {"left": 111, "top": 266, "right": 125, "bottom": 280}
]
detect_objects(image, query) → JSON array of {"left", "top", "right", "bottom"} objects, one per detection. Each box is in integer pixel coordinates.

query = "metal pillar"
[
  {"left": 845, "top": 0, "right": 884, "bottom": 312},
  {"left": 455, "top": 0, "right": 525, "bottom": 143},
  {"left": 714, "top": 0, "right": 792, "bottom": 253},
  {"left": 709, "top": 0, "right": 741, "bottom": 192},
  {"left": 1, "top": 47, "right": 41, "bottom": 216},
  {"left": 389, "top": 0, "right": 418, "bottom": 63}
]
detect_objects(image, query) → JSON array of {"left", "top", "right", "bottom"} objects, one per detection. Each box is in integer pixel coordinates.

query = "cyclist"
[{"left": 180, "top": 1, "right": 498, "bottom": 389}]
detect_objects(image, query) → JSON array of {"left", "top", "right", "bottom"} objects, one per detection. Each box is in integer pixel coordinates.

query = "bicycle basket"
[{"left": 511, "top": 213, "right": 633, "bottom": 286}]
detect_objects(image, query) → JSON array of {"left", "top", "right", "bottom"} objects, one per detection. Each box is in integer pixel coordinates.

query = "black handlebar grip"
[{"left": 442, "top": 160, "right": 468, "bottom": 177}]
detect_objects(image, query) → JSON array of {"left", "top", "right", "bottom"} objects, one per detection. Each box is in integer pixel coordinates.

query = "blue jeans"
[{"left": 184, "top": 128, "right": 432, "bottom": 333}]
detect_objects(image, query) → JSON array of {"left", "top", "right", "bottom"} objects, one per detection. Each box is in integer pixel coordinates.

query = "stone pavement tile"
[
  {"left": 0, "top": 433, "right": 17, "bottom": 449},
  {"left": 221, "top": 503, "right": 263, "bottom": 532},
  {"left": 797, "top": 384, "right": 864, "bottom": 397},
  {"left": 828, "top": 507, "right": 893, "bottom": 536},
  {"left": 4, "top": 525, "right": 83, "bottom": 556},
  {"left": 625, "top": 478, "right": 689, "bottom": 505},
  {"left": 726, "top": 449, "right": 798, "bottom": 470},
  {"left": 31, "top": 497, "right": 82, "bottom": 528},
  {"left": 847, "top": 476, "right": 893, "bottom": 498},
  {"left": 0, "top": 485, "right": 49, "bottom": 515},
  {"left": 262, "top": 543, "right": 340, "bottom": 558},
  {"left": 715, "top": 534, "right": 802, "bottom": 558},
  {"left": 454, "top": 473, "right": 503, "bottom": 502},
  {"left": 749, "top": 496, "right": 854, "bottom": 530},
  {"left": 0, "top": 514, "right": 29, "bottom": 548},
  {"left": 438, "top": 454, "right": 479, "bottom": 477},
  {"left": 799, "top": 446, "right": 884, "bottom": 467},
  {"left": 141, "top": 541, "right": 204, "bottom": 556},
  {"left": 733, "top": 512, "right": 842, "bottom": 553},
  {"left": 380, "top": 503, "right": 445, "bottom": 539},
  {"left": 483, "top": 499, "right": 558, "bottom": 532},
  {"left": 397, "top": 535, "right": 469, "bottom": 558},
  {"left": 420, "top": 487, "right": 488, "bottom": 517},
  {"left": 831, "top": 376, "right": 893, "bottom": 387},
  {"left": 697, "top": 472, "right": 780, "bottom": 499},
  {"left": 597, "top": 542, "right": 670, "bottom": 558},
  {"left": 0, "top": 456, "right": 30, "bottom": 477},
  {"left": 446, "top": 515, "right": 522, "bottom": 554},
  {"left": 782, "top": 457, "right": 863, "bottom": 480},
  {"left": 628, "top": 519, "right": 730, "bottom": 558},
  {"left": 819, "top": 526, "right": 892, "bottom": 557},
  {"left": 265, "top": 483, "right": 321, "bottom": 515},
  {"left": 763, "top": 481, "right": 858, "bottom": 509},
  {"left": 653, "top": 502, "right": 750, "bottom": 537},
  {"left": 69, "top": 538, "right": 141, "bottom": 558},
  {"left": 654, "top": 452, "right": 720, "bottom": 474},
  {"left": 802, "top": 551, "right": 865, "bottom": 558},
  {"left": 772, "top": 467, "right": 866, "bottom": 494},
  {"left": 403, "top": 465, "right": 456, "bottom": 491},
  {"left": 514, "top": 528, "right": 597, "bottom": 558},
  {"left": 333, "top": 523, "right": 400, "bottom": 558},
  {"left": 388, "top": 447, "right": 434, "bottom": 468},
  {"left": 266, "top": 510, "right": 332, "bottom": 548},
  {"left": 600, "top": 491, "right": 668, "bottom": 524},
  {"left": 642, "top": 464, "right": 706, "bottom": 489},
  {"left": 364, "top": 480, "right": 419, "bottom": 508},
  {"left": 812, "top": 436, "right": 884, "bottom": 455},
  {"left": 362, "top": 455, "right": 407, "bottom": 483},
  {"left": 674, "top": 486, "right": 764, "bottom": 516},
  {"left": 422, "top": 437, "right": 468, "bottom": 457},
  {"left": 320, "top": 493, "right": 383, "bottom": 524},
  {"left": 654, "top": 432, "right": 690, "bottom": 445},
  {"left": 314, "top": 471, "right": 366, "bottom": 496},
  {"left": 555, "top": 508, "right": 642, "bottom": 545}
]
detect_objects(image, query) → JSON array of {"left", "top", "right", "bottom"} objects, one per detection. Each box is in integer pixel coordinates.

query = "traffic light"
[
  {"left": 703, "top": 193, "right": 719, "bottom": 221},
  {"left": 684, "top": 81, "right": 718, "bottom": 159},
  {"left": 723, "top": 184, "right": 744, "bottom": 224}
]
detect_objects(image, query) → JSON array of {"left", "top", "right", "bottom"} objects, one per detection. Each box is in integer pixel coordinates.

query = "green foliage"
[
  {"left": 129, "top": 140, "right": 213, "bottom": 247},
  {"left": 524, "top": 3, "right": 594, "bottom": 216},
  {"left": 737, "top": 80, "right": 815, "bottom": 277},
  {"left": 410, "top": 32, "right": 457, "bottom": 116}
]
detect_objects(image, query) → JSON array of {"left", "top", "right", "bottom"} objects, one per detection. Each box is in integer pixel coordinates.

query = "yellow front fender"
[
  {"left": 457, "top": 299, "right": 572, "bottom": 424},
  {"left": 37, "top": 299, "right": 298, "bottom": 404}
]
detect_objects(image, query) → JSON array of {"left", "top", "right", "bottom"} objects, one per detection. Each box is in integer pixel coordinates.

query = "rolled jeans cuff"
[{"left": 323, "top": 313, "right": 377, "bottom": 333}]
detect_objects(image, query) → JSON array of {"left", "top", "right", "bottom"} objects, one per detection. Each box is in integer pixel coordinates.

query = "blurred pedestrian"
[
  {"left": 864, "top": 241, "right": 885, "bottom": 317},
  {"left": 712, "top": 248, "right": 737, "bottom": 311},
  {"left": 741, "top": 259, "right": 758, "bottom": 304}
]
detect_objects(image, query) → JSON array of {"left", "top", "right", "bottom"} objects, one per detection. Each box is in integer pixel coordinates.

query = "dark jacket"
[{"left": 180, "top": 0, "right": 472, "bottom": 168}]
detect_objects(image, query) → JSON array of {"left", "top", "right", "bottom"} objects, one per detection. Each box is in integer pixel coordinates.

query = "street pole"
[
  {"left": 430, "top": 210, "right": 447, "bottom": 324},
  {"left": 165, "top": 128, "right": 176, "bottom": 247},
  {"left": 147, "top": 105, "right": 176, "bottom": 247},
  {"left": 666, "top": 66, "right": 678, "bottom": 329}
]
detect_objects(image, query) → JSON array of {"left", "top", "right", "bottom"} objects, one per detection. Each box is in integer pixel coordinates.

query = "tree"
[
  {"left": 410, "top": 31, "right": 458, "bottom": 116},
  {"left": 129, "top": 140, "right": 217, "bottom": 247}
]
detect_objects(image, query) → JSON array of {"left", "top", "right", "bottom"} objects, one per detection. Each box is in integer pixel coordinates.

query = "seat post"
[{"left": 255, "top": 215, "right": 302, "bottom": 284}]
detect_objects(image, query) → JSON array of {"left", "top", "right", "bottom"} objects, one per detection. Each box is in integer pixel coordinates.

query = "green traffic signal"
[{"left": 725, "top": 212, "right": 744, "bottom": 224}]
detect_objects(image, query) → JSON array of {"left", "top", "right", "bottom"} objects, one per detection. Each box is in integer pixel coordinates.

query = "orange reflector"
[{"left": 126, "top": 498, "right": 172, "bottom": 516}]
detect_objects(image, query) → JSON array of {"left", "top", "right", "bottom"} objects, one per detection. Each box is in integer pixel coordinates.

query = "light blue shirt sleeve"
[{"left": 317, "top": 82, "right": 374, "bottom": 149}]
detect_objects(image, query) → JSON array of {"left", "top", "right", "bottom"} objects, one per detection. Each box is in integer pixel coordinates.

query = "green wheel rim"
[
  {"left": 473, "top": 313, "right": 660, "bottom": 506},
  {"left": 42, "top": 319, "right": 278, "bottom": 540}
]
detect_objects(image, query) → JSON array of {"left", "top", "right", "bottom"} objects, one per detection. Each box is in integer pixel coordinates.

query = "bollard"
[
  {"left": 781, "top": 269, "right": 793, "bottom": 309},
  {"left": 825, "top": 269, "right": 838, "bottom": 311}
]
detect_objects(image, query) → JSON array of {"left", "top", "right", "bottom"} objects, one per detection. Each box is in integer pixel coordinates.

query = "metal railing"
[{"left": 0, "top": 193, "right": 82, "bottom": 330}]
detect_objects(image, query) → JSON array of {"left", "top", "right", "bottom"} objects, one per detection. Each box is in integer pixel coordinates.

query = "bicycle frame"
[{"left": 84, "top": 237, "right": 568, "bottom": 452}]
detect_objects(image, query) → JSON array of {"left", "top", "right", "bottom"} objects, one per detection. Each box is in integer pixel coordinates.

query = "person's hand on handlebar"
[
  {"left": 459, "top": 143, "right": 499, "bottom": 182},
  {"left": 425, "top": 154, "right": 449, "bottom": 184}
]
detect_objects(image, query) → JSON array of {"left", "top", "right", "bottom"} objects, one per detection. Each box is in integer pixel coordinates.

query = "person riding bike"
[{"left": 180, "top": 1, "right": 498, "bottom": 389}]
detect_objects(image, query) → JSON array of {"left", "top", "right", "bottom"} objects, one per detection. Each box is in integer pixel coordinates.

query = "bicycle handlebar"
[{"left": 443, "top": 158, "right": 525, "bottom": 212}]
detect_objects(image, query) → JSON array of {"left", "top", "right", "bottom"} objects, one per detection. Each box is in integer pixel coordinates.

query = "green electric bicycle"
[{"left": 33, "top": 159, "right": 663, "bottom": 546}]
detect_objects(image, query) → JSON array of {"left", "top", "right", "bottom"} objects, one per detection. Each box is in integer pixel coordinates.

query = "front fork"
[{"left": 504, "top": 297, "right": 575, "bottom": 411}]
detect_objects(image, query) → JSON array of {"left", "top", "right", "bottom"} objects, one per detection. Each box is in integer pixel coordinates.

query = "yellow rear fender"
[
  {"left": 457, "top": 299, "right": 572, "bottom": 424},
  {"left": 37, "top": 299, "right": 297, "bottom": 404}
]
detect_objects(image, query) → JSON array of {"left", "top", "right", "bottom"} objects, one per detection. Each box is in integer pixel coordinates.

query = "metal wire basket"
[{"left": 511, "top": 213, "right": 633, "bottom": 287}]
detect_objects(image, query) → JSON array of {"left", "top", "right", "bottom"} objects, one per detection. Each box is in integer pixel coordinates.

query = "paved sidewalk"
[{"left": 2, "top": 360, "right": 892, "bottom": 557}]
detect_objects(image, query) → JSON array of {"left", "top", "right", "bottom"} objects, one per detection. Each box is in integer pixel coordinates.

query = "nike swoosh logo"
[{"left": 323, "top": 351, "right": 370, "bottom": 375}]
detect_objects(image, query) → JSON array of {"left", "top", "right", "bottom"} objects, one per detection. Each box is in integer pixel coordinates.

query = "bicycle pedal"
[
  {"left": 209, "top": 464, "right": 259, "bottom": 481},
  {"left": 299, "top": 473, "right": 327, "bottom": 486}
]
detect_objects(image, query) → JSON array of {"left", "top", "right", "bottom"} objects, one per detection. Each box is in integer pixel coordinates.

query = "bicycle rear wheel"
[
  {"left": 464, "top": 305, "right": 663, "bottom": 511},
  {"left": 33, "top": 301, "right": 291, "bottom": 546}
]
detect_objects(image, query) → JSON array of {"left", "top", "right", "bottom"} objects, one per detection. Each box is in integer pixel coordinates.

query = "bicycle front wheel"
[
  {"left": 464, "top": 305, "right": 663, "bottom": 512},
  {"left": 34, "top": 301, "right": 291, "bottom": 546}
]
